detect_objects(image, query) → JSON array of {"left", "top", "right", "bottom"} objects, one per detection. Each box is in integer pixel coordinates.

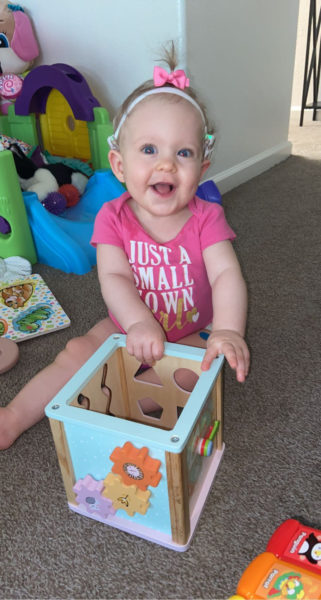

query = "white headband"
[
  {"left": 113, "top": 87, "right": 206, "bottom": 141},
  {"left": 107, "top": 84, "right": 215, "bottom": 159}
]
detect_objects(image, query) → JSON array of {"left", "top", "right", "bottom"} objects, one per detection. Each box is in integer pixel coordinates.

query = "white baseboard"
[
  {"left": 210, "top": 141, "right": 292, "bottom": 195},
  {"left": 291, "top": 105, "right": 321, "bottom": 122}
]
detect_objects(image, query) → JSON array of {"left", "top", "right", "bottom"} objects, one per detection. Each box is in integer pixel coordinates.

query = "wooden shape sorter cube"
[{"left": 45, "top": 334, "right": 225, "bottom": 551}]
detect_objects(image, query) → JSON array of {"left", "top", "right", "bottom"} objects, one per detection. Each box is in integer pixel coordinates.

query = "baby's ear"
[
  {"left": 108, "top": 150, "right": 125, "bottom": 183},
  {"left": 200, "top": 159, "right": 211, "bottom": 178}
]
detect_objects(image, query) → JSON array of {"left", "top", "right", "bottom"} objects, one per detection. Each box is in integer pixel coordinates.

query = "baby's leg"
[{"left": 0, "top": 318, "right": 120, "bottom": 450}]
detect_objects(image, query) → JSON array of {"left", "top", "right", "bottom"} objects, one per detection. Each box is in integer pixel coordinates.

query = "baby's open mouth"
[{"left": 152, "top": 183, "right": 174, "bottom": 194}]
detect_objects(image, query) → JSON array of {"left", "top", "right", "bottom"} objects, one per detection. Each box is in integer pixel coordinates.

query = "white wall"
[
  {"left": 17, "top": 0, "right": 299, "bottom": 193},
  {"left": 186, "top": 0, "right": 299, "bottom": 190},
  {"left": 22, "top": 0, "right": 185, "bottom": 115}
]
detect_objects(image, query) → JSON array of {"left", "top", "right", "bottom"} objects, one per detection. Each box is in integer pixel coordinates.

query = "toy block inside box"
[{"left": 45, "top": 334, "right": 225, "bottom": 551}]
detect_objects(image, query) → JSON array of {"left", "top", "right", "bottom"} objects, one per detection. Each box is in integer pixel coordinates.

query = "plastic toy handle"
[
  {"left": 196, "top": 437, "right": 213, "bottom": 456},
  {"left": 206, "top": 420, "right": 220, "bottom": 440},
  {"left": 196, "top": 420, "right": 220, "bottom": 456}
]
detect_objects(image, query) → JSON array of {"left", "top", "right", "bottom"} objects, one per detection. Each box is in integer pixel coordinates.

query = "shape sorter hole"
[
  {"left": 177, "top": 406, "right": 184, "bottom": 419},
  {"left": 138, "top": 397, "right": 163, "bottom": 420},
  {"left": 134, "top": 365, "right": 163, "bottom": 387},
  {"left": 70, "top": 363, "right": 114, "bottom": 416},
  {"left": 173, "top": 368, "right": 199, "bottom": 393},
  {"left": 77, "top": 393, "right": 90, "bottom": 409},
  {"left": 101, "top": 363, "right": 112, "bottom": 400}
]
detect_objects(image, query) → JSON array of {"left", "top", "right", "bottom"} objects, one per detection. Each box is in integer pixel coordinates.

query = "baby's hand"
[
  {"left": 126, "top": 320, "right": 166, "bottom": 365},
  {"left": 201, "top": 329, "right": 250, "bottom": 382}
]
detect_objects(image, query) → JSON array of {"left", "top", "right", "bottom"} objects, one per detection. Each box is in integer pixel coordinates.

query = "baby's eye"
[
  {"left": 0, "top": 33, "right": 9, "bottom": 49},
  {"left": 142, "top": 144, "right": 156, "bottom": 155},
  {"left": 178, "top": 148, "right": 193, "bottom": 158}
]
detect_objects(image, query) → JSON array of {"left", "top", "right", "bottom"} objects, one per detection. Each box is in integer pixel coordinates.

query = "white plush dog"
[{"left": 0, "top": 2, "right": 39, "bottom": 113}]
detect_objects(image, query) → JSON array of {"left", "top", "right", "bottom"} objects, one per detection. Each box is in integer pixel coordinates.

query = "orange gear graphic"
[{"left": 110, "top": 441, "right": 162, "bottom": 491}]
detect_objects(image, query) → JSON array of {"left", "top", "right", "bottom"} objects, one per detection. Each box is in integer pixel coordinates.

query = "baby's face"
[{"left": 111, "top": 96, "right": 210, "bottom": 220}]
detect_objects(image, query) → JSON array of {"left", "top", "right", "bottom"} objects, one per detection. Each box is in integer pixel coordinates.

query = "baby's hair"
[
  {"left": 158, "top": 39, "right": 178, "bottom": 72},
  {"left": 112, "top": 41, "right": 214, "bottom": 147}
]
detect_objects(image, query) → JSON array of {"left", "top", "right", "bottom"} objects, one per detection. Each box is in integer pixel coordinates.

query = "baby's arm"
[
  {"left": 202, "top": 240, "right": 250, "bottom": 382},
  {"left": 97, "top": 244, "right": 166, "bottom": 364}
]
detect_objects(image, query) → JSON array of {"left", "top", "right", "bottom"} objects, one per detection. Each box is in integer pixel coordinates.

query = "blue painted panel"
[{"left": 64, "top": 420, "right": 172, "bottom": 535}]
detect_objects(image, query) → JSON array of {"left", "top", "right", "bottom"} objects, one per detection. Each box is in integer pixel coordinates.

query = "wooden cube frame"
[{"left": 45, "top": 334, "right": 225, "bottom": 551}]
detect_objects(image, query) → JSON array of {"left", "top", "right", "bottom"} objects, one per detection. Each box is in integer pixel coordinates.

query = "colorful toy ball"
[
  {"left": 42, "top": 192, "right": 67, "bottom": 215},
  {"left": 58, "top": 184, "right": 80, "bottom": 207}
]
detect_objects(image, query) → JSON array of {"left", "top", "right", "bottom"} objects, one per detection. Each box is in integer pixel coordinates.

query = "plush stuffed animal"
[
  {"left": 0, "top": 2, "right": 39, "bottom": 114},
  {"left": 8, "top": 142, "right": 89, "bottom": 214}
]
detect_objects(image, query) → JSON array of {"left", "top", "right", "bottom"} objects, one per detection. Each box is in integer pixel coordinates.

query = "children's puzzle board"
[{"left": 0, "top": 273, "right": 70, "bottom": 341}]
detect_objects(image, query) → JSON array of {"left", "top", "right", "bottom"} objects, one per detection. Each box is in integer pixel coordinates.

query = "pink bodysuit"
[{"left": 91, "top": 191, "right": 235, "bottom": 342}]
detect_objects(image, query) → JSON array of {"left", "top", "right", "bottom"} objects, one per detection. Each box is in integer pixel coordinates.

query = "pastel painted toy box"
[{"left": 45, "top": 334, "right": 224, "bottom": 551}]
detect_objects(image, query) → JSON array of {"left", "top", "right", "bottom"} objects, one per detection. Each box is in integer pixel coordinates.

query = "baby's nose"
[{"left": 155, "top": 155, "right": 177, "bottom": 172}]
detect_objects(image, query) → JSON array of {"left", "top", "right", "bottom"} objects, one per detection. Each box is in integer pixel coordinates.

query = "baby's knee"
[{"left": 55, "top": 333, "right": 98, "bottom": 371}]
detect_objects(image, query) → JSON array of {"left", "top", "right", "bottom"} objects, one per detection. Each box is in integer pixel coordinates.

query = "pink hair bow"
[{"left": 153, "top": 66, "right": 190, "bottom": 89}]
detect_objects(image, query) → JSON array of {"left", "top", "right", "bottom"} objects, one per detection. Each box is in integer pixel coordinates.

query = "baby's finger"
[
  {"left": 214, "top": 342, "right": 244, "bottom": 382},
  {"left": 126, "top": 338, "right": 135, "bottom": 357},
  {"left": 235, "top": 356, "right": 246, "bottom": 383},
  {"left": 141, "top": 339, "right": 163, "bottom": 365},
  {"left": 233, "top": 346, "right": 250, "bottom": 382},
  {"left": 236, "top": 346, "right": 250, "bottom": 382},
  {"left": 151, "top": 340, "right": 164, "bottom": 362},
  {"left": 127, "top": 339, "right": 146, "bottom": 364},
  {"left": 221, "top": 343, "right": 239, "bottom": 371},
  {"left": 201, "top": 345, "right": 219, "bottom": 371},
  {"left": 141, "top": 343, "right": 155, "bottom": 366}
]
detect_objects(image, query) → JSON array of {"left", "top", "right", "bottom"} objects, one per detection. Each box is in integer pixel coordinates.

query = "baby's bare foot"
[{"left": 0, "top": 406, "right": 24, "bottom": 450}]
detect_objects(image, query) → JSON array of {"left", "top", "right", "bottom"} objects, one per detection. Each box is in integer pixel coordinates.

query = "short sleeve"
[
  {"left": 196, "top": 200, "right": 236, "bottom": 251},
  {"left": 90, "top": 202, "right": 124, "bottom": 248}
]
